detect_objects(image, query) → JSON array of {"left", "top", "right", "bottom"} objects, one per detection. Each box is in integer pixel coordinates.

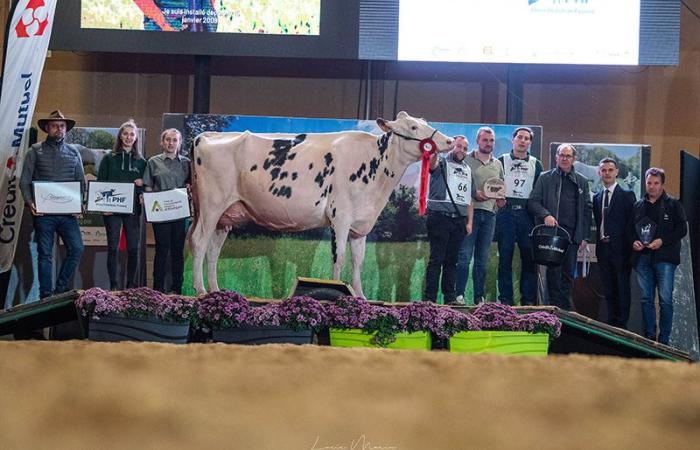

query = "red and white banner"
[{"left": 0, "top": 0, "right": 57, "bottom": 272}]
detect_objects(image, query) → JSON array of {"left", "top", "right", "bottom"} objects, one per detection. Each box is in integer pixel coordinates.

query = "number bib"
[
  {"left": 446, "top": 160, "right": 471, "bottom": 206},
  {"left": 503, "top": 154, "right": 536, "bottom": 199}
]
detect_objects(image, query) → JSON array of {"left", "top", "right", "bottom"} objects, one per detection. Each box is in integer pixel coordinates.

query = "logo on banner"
[
  {"left": 152, "top": 201, "right": 162, "bottom": 212},
  {"left": 15, "top": 0, "right": 49, "bottom": 38},
  {"left": 95, "top": 188, "right": 126, "bottom": 204}
]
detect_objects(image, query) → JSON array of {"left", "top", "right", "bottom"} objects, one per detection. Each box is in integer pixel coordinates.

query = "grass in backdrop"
[{"left": 183, "top": 237, "right": 523, "bottom": 303}]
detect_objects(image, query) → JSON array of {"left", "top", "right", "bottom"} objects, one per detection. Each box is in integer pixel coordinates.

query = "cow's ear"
[
  {"left": 396, "top": 111, "right": 409, "bottom": 119},
  {"left": 376, "top": 118, "right": 392, "bottom": 133}
]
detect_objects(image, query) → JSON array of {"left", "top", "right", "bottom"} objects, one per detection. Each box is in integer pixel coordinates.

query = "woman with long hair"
[{"left": 96, "top": 119, "right": 147, "bottom": 290}]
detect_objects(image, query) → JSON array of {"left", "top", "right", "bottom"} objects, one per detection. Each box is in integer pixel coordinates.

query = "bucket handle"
[{"left": 529, "top": 224, "right": 571, "bottom": 243}]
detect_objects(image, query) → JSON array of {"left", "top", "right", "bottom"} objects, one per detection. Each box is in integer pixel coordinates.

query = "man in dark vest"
[
  {"left": 20, "top": 110, "right": 86, "bottom": 299},
  {"left": 423, "top": 136, "right": 474, "bottom": 305},
  {"left": 593, "top": 157, "right": 636, "bottom": 328}
]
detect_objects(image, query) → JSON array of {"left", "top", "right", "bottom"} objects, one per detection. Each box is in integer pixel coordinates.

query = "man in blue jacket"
[
  {"left": 631, "top": 167, "right": 687, "bottom": 345},
  {"left": 528, "top": 143, "right": 592, "bottom": 310}
]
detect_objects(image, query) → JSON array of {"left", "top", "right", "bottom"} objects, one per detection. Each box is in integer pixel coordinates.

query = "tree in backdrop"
[{"left": 183, "top": 115, "right": 233, "bottom": 157}]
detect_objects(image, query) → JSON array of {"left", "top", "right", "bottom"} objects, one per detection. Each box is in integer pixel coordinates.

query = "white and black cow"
[{"left": 187, "top": 111, "right": 454, "bottom": 297}]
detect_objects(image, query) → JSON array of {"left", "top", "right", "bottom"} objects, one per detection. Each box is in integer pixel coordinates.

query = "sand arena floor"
[{"left": 1, "top": 341, "right": 699, "bottom": 450}]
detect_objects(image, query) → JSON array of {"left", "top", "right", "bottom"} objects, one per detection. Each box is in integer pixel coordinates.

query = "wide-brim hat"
[{"left": 37, "top": 110, "right": 76, "bottom": 133}]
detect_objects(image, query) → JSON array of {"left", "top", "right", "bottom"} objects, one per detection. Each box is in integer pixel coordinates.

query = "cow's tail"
[{"left": 186, "top": 138, "right": 200, "bottom": 249}]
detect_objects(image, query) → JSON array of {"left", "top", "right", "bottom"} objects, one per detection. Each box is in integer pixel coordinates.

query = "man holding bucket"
[{"left": 528, "top": 143, "right": 592, "bottom": 310}]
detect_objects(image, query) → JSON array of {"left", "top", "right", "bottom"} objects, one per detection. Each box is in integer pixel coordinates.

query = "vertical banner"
[{"left": 0, "top": 0, "right": 58, "bottom": 272}]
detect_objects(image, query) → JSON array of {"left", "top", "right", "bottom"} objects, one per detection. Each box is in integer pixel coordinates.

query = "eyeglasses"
[{"left": 557, "top": 154, "right": 574, "bottom": 159}]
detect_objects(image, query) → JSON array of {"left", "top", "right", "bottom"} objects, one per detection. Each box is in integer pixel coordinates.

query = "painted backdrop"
[{"left": 165, "top": 114, "right": 543, "bottom": 302}]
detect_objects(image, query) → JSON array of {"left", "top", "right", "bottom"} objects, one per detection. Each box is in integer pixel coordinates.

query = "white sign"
[
  {"left": 143, "top": 188, "right": 191, "bottom": 223},
  {"left": 33, "top": 181, "right": 82, "bottom": 214},
  {"left": 87, "top": 181, "right": 135, "bottom": 214},
  {"left": 0, "top": 0, "right": 59, "bottom": 271}
]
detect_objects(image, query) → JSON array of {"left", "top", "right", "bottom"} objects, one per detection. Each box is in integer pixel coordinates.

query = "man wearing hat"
[{"left": 20, "top": 110, "right": 86, "bottom": 299}]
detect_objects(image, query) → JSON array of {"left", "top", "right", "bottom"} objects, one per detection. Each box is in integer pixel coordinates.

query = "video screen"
[
  {"left": 398, "top": 0, "right": 642, "bottom": 65},
  {"left": 81, "top": 0, "right": 321, "bottom": 35}
]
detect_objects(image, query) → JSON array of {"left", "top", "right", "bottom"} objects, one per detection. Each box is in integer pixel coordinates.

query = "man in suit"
[{"left": 593, "top": 157, "right": 636, "bottom": 328}]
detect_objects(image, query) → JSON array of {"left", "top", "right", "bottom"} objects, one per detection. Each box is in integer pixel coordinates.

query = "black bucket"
[{"left": 529, "top": 224, "right": 571, "bottom": 267}]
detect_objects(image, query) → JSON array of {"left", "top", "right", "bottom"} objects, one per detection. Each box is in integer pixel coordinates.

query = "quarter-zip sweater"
[{"left": 97, "top": 149, "right": 147, "bottom": 214}]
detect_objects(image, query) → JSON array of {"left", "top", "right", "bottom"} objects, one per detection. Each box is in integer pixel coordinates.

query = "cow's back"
[{"left": 193, "top": 130, "right": 378, "bottom": 231}]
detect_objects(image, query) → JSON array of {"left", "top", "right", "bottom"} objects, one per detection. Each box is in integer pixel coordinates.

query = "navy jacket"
[{"left": 593, "top": 184, "right": 636, "bottom": 261}]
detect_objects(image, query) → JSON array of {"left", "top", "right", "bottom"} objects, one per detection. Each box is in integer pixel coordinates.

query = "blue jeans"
[
  {"left": 496, "top": 207, "right": 537, "bottom": 305},
  {"left": 456, "top": 209, "right": 496, "bottom": 302},
  {"left": 635, "top": 253, "right": 676, "bottom": 345},
  {"left": 33, "top": 215, "right": 84, "bottom": 298}
]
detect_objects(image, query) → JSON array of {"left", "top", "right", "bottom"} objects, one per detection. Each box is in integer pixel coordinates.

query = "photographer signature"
[{"left": 310, "top": 435, "right": 397, "bottom": 450}]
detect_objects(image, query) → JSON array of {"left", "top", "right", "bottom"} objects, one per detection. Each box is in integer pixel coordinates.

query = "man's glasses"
[{"left": 557, "top": 154, "right": 574, "bottom": 159}]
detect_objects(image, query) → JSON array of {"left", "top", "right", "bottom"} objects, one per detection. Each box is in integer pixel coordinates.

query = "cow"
[{"left": 187, "top": 111, "right": 454, "bottom": 297}]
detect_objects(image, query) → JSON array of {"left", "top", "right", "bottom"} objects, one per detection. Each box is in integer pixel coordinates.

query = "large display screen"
[
  {"left": 81, "top": 0, "right": 321, "bottom": 35},
  {"left": 398, "top": 0, "right": 641, "bottom": 65},
  {"left": 51, "top": 0, "right": 357, "bottom": 58}
]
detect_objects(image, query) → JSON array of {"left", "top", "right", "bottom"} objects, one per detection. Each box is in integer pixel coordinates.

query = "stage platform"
[{"left": 0, "top": 291, "right": 693, "bottom": 362}]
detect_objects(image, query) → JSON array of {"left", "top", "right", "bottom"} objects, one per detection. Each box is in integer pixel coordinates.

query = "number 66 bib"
[
  {"left": 446, "top": 161, "right": 472, "bottom": 206},
  {"left": 503, "top": 154, "right": 537, "bottom": 199}
]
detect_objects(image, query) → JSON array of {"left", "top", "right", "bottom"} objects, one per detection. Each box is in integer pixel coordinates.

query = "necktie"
[{"left": 601, "top": 189, "right": 610, "bottom": 238}]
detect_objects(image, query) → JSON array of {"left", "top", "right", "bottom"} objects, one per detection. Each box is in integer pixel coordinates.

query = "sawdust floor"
[{"left": 1, "top": 341, "right": 699, "bottom": 450}]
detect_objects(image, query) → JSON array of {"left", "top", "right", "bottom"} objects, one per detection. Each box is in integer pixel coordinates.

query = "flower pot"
[
  {"left": 212, "top": 324, "right": 313, "bottom": 345},
  {"left": 88, "top": 315, "right": 190, "bottom": 344},
  {"left": 329, "top": 328, "right": 432, "bottom": 350},
  {"left": 449, "top": 331, "right": 549, "bottom": 356}
]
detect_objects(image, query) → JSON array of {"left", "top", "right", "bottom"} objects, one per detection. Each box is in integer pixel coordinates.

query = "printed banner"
[
  {"left": 33, "top": 181, "right": 82, "bottom": 214},
  {"left": 143, "top": 188, "right": 191, "bottom": 223},
  {"left": 0, "top": 0, "right": 59, "bottom": 271},
  {"left": 87, "top": 181, "right": 135, "bottom": 214}
]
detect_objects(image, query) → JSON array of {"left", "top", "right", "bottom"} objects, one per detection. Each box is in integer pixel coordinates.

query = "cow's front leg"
[
  {"left": 330, "top": 225, "right": 349, "bottom": 281},
  {"left": 349, "top": 235, "right": 366, "bottom": 299}
]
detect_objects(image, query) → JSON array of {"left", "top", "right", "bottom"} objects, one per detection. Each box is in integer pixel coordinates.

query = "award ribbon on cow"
[{"left": 418, "top": 138, "right": 437, "bottom": 216}]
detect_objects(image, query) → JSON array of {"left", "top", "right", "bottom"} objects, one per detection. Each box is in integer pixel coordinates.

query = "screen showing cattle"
[
  {"left": 80, "top": 0, "right": 321, "bottom": 35},
  {"left": 398, "top": 0, "right": 642, "bottom": 65}
]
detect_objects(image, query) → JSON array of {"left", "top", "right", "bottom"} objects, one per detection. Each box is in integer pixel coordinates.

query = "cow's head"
[{"left": 376, "top": 111, "right": 453, "bottom": 159}]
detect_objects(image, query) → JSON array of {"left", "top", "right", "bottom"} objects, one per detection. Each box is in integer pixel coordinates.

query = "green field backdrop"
[{"left": 182, "top": 237, "right": 522, "bottom": 304}]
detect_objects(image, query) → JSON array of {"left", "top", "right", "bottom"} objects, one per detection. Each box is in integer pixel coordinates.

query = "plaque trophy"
[
  {"left": 483, "top": 177, "right": 506, "bottom": 199},
  {"left": 635, "top": 217, "right": 657, "bottom": 246}
]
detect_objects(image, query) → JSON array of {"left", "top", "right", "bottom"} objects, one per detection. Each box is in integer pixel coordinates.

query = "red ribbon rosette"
[{"left": 418, "top": 138, "right": 437, "bottom": 216}]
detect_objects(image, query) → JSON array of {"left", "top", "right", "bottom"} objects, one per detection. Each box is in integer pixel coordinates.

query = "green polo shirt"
[{"left": 465, "top": 151, "right": 504, "bottom": 213}]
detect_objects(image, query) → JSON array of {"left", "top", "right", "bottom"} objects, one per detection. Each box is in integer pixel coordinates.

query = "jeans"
[
  {"left": 456, "top": 209, "right": 496, "bottom": 302},
  {"left": 424, "top": 212, "right": 467, "bottom": 303},
  {"left": 104, "top": 213, "right": 142, "bottom": 290},
  {"left": 496, "top": 207, "right": 537, "bottom": 306},
  {"left": 33, "top": 215, "right": 84, "bottom": 298},
  {"left": 635, "top": 253, "right": 676, "bottom": 345},
  {"left": 152, "top": 219, "right": 187, "bottom": 294},
  {"left": 545, "top": 243, "right": 577, "bottom": 310}
]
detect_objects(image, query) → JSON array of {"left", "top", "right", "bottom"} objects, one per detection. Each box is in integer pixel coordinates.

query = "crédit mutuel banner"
[{"left": 0, "top": 0, "right": 58, "bottom": 272}]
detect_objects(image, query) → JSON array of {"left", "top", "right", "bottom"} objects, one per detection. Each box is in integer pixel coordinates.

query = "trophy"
[
  {"left": 483, "top": 177, "right": 506, "bottom": 199},
  {"left": 635, "top": 217, "right": 657, "bottom": 246}
]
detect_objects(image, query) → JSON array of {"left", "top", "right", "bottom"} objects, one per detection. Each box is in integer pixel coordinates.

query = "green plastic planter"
[
  {"left": 329, "top": 328, "right": 432, "bottom": 350},
  {"left": 449, "top": 331, "right": 549, "bottom": 356}
]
